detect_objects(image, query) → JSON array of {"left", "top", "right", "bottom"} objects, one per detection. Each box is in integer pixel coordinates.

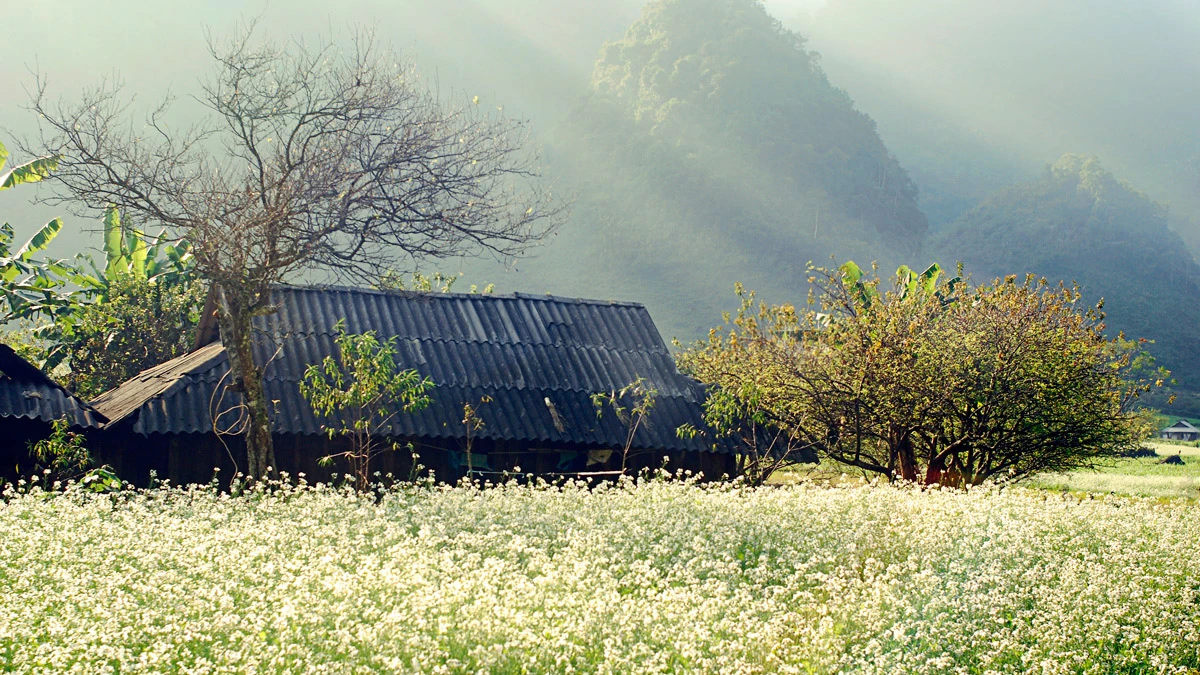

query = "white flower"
[{"left": 0, "top": 481, "right": 1197, "bottom": 673}]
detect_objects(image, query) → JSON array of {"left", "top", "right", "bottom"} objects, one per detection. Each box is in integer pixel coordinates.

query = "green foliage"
[
  {"left": 2, "top": 146, "right": 201, "bottom": 391},
  {"left": 0, "top": 141, "right": 59, "bottom": 191},
  {"left": 28, "top": 418, "right": 90, "bottom": 479},
  {"left": 24, "top": 417, "right": 124, "bottom": 492},
  {"left": 0, "top": 141, "right": 79, "bottom": 327},
  {"left": 0, "top": 200, "right": 203, "bottom": 393},
  {"left": 680, "top": 262, "right": 1153, "bottom": 486},
  {"left": 42, "top": 274, "right": 205, "bottom": 399},
  {"left": 935, "top": 154, "right": 1200, "bottom": 405},
  {"left": 79, "top": 205, "right": 195, "bottom": 296},
  {"left": 375, "top": 270, "right": 494, "bottom": 295},
  {"left": 591, "top": 378, "right": 657, "bottom": 472},
  {"left": 300, "top": 320, "right": 435, "bottom": 490}
]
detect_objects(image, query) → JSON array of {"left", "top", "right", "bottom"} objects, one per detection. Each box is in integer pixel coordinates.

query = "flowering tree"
[{"left": 679, "top": 262, "right": 1158, "bottom": 486}]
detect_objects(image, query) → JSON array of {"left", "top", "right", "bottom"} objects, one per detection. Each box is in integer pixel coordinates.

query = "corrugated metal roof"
[
  {"left": 93, "top": 286, "right": 730, "bottom": 453},
  {"left": 0, "top": 344, "right": 106, "bottom": 428}
]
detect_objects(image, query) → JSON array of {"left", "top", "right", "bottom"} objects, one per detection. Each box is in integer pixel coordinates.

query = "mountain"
[
  {"left": 794, "top": 0, "right": 1200, "bottom": 242},
  {"left": 476, "top": 0, "right": 927, "bottom": 340},
  {"left": 936, "top": 155, "right": 1200, "bottom": 403}
]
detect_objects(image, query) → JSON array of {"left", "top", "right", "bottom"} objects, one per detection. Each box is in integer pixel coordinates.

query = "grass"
[
  {"left": 1028, "top": 442, "right": 1200, "bottom": 500},
  {"left": 3, "top": 478, "right": 1200, "bottom": 674},
  {"left": 772, "top": 442, "right": 1200, "bottom": 500}
]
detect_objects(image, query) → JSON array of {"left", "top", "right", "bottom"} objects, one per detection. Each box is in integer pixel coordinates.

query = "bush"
[
  {"left": 14, "top": 273, "right": 205, "bottom": 399},
  {"left": 679, "top": 262, "right": 1158, "bottom": 486}
]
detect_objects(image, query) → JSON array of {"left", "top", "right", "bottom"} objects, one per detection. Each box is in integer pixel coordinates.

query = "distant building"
[
  {"left": 0, "top": 343, "right": 106, "bottom": 482},
  {"left": 92, "top": 285, "right": 756, "bottom": 486},
  {"left": 1159, "top": 419, "right": 1200, "bottom": 442}
]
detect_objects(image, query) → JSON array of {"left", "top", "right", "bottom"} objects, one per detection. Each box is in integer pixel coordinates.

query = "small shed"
[
  {"left": 91, "top": 286, "right": 743, "bottom": 486},
  {"left": 0, "top": 343, "right": 107, "bottom": 482},
  {"left": 1159, "top": 419, "right": 1200, "bottom": 442}
]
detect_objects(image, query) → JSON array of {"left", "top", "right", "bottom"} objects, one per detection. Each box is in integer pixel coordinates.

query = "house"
[
  {"left": 0, "top": 343, "right": 107, "bottom": 482},
  {"left": 91, "top": 286, "right": 742, "bottom": 486},
  {"left": 1159, "top": 419, "right": 1200, "bottom": 442}
]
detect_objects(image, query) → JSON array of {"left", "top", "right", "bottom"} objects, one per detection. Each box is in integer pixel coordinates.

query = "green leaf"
[
  {"left": 102, "top": 206, "right": 128, "bottom": 280},
  {"left": 0, "top": 154, "right": 59, "bottom": 191},
  {"left": 0, "top": 140, "right": 8, "bottom": 172},
  {"left": 918, "top": 263, "right": 942, "bottom": 295},
  {"left": 839, "top": 261, "right": 864, "bottom": 286},
  {"left": 896, "top": 264, "right": 916, "bottom": 297},
  {"left": 14, "top": 218, "right": 64, "bottom": 262},
  {"left": 129, "top": 228, "right": 148, "bottom": 279},
  {"left": 0, "top": 222, "right": 13, "bottom": 257}
]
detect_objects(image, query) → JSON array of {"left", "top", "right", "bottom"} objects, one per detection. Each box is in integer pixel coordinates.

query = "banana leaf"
[
  {"left": 0, "top": 154, "right": 60, "bottom": 191},
  {"left": 102, "top": 206, "right": 128, "bottom": 280},
  {"left": 13, "top": 218, "right": 64, "bottom": 262}
]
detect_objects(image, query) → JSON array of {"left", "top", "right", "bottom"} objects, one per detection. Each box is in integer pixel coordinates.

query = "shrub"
[
  {"left": 679, "top": 262, "right": 1158, "bottom": 486},
  {"left": 300, "top": 320, "right": 434, "bottom": 491}
]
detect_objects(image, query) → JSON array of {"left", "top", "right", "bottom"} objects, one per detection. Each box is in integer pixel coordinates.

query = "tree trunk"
[
  {"left": 215, "top": 284, "right": 276, "bottom": 479},
  {"left": 892, "top": 430, "right": 919, "bottom": 483},
  {"left": 924, "top": 456, "right": 944, "bottom": 486}
]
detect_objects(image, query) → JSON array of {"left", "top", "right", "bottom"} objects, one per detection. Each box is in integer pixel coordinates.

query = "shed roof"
[
  {"left": 1163, "top": 419, "right": 1199, "bottom": 432},
  {"left": 93, "top": 286, "right": 729, "bottom": 453},
  {"left": 0, "top": 343, "right": 106, "bottom": 428}
]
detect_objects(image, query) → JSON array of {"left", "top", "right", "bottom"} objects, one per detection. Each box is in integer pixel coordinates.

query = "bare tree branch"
[{"left": 25, "top": 25, "right": 566, "bottom": 477}]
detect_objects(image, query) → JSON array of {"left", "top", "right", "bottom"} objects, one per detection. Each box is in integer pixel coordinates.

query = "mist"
[
  {"left": 1, "top": 0, "right": 645, "bottom": 256},
  {"left": 793, "top": 0, "right": 1200, "bottom": 232},
  {"left": 3, "top": 0, "right": 1199, "bottom": 346}
]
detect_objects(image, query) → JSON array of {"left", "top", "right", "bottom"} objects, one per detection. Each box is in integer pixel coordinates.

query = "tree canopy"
[{"left": 679, "top": 262, "right": 1153, "bottom": 486}]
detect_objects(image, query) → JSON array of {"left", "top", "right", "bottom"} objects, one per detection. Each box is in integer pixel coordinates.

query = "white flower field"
[{"left": 2, "top": 478, "right": 1199, "bottom": 674}]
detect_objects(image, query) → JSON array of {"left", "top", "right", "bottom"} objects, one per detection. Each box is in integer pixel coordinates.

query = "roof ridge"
[{"left": 269, "top": 283, "right": 648, "bottom": 309}]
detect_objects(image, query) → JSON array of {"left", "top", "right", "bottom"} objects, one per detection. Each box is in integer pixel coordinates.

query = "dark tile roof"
[
  {"left": 0, "top": 343, "right": 106, "bottom": 428},
  {"left": 93, "top": 286, "right": 730, "bottom": 453}
]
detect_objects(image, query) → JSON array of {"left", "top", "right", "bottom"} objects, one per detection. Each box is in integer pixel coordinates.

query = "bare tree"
[{"left": 25, "top": 25, "right": 563, "bottom": 478}]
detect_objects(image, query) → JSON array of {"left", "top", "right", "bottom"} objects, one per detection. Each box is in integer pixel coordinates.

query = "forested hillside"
[
  {"left": 486, "top": 0, "right": 927, "bottom": 338},
  {"left": 936, "top": 155, "right": 1200, "bottom": 402},
  {"left": 796, "top": 0, "right": 1200, "bottom": 238}
]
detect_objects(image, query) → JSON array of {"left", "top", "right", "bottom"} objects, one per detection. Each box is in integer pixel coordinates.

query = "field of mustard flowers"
[{"left": 2, "top": 476, "right": 1198, "bottom": 674}]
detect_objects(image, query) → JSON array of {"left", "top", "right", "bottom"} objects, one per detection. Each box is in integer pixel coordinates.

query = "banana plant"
[
  {"left": 839, "top": 260, "right": 881, "bottom": 310},
  {"left": 0, "top": 140, "right": 58, "bottom": 192},
  {"left": 35, "top": 206, "right": 196, "bottom": 370},
  {"left": 896, "top": 262, "right": 964, "bottom": 307},
  {"left": 840, "top": 261, "right": 965, "bottom": 313},
  {"left": 73, "top": 205, "right": 193, "bottom": 301},
  {"left": 0, "top": 141, "right": 80, "bottom": 325}
]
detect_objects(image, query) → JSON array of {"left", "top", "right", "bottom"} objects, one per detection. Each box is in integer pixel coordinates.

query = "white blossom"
[{"left": 0, "top": 479, "right": 1197, "bottom": 673}]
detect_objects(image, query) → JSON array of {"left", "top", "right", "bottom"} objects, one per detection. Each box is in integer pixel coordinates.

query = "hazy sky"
[
  {"left": 4, "top": 0, "right": 1199, "bottom": 256},
  {"left": 0, "top": 0, "right": 647, "bottom": 254}
]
